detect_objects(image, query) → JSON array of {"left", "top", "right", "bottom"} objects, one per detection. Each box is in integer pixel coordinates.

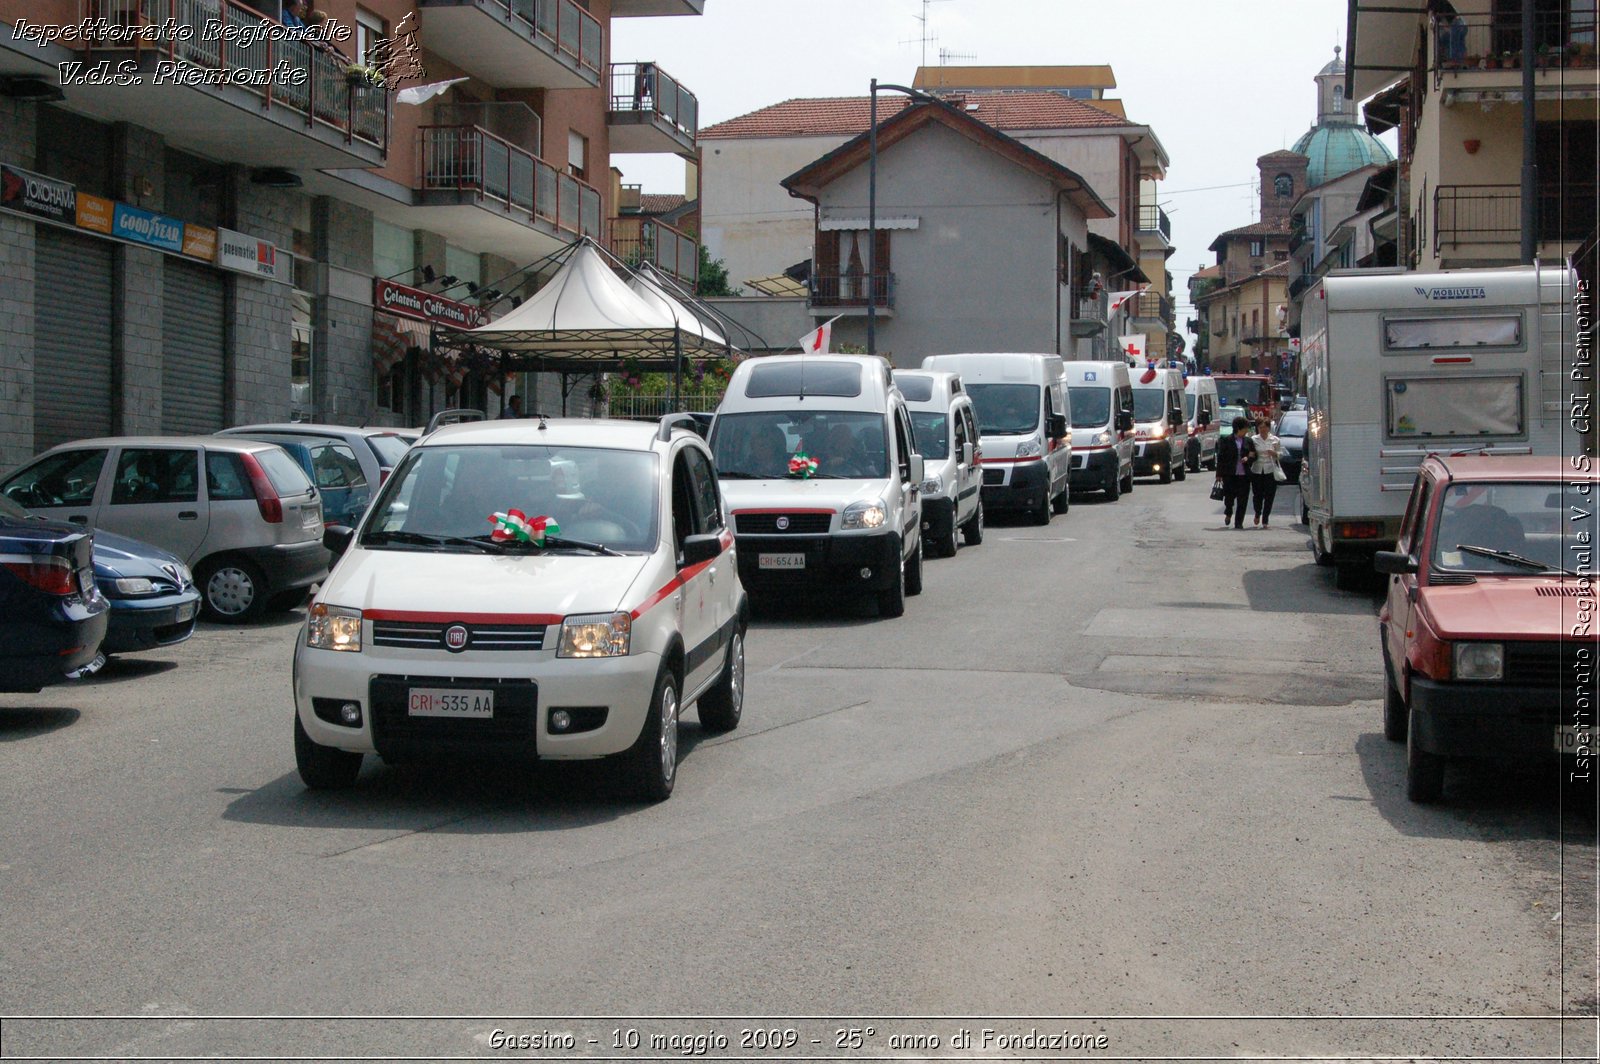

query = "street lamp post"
[{"left": 866, "top": 80, "right": 936, "bottom": 358}]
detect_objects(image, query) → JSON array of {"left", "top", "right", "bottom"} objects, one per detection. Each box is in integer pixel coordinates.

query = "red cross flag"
[
  {"left": 797, "top": 316, "right": 840, "bottom": 355},
  {"left": 1118, "top": 333, "right": 1147, "bottom": 365},
  {"left": 1108, "top": 287, "right": 1147, "bottom": 313}
]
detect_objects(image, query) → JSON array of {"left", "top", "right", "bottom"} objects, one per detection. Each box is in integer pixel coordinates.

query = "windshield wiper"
[
  {"left": 362, "top": 530, "right": 505, "bottom": 554},
  {"left": 1457, "top": 543, "right": 1580, "bottom": 577},
  {"left": 541, "top": 535, "right": 625, "bottom": 557},
  {"left": 717, "top": 470, "right": 767, "bottom": 480}
]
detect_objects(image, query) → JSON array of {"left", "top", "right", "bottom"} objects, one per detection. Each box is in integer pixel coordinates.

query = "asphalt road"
[{"left": 2, "top": 476, "right": 1595, "bottom": 1061}]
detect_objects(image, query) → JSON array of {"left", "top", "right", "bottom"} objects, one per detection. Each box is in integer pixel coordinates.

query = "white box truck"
[{"left": 1300, "top": 262, "right": 1578, "bottom": 587}]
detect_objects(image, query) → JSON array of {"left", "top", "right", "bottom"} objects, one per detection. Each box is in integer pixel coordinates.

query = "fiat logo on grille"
[
  {"left": 444, "top": 625, "right": 469, "bottom": 651},
  {"left": 775, "top": 515, "right": 790, "bottom": 530}
]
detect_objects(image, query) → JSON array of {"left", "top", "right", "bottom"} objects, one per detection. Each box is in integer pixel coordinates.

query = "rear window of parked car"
[
  {"left": 746, "top": 361, "right": 862, "bottom": 398},
  {"left": 365, "top": 434, "right": 412, "bottom": 467},
  {"left": 253, "top": 448, "right": 313, "bottom": 496}
]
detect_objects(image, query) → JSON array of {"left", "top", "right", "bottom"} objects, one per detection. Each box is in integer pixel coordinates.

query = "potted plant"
[
  {"left": 1483, "top": 54, "right": 1498, "bottom": 69},
  {"left": 345, "top": 63, "right": 385, "bottom": 89},
  {"left": 1501, "top": 50, "right": 1519, "bottom": 69},
  {"left": 1536, "top": 43, "right": 1551, "bottom": 68}
]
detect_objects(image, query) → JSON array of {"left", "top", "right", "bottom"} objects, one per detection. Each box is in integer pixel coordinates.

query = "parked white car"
[
  {"left": 292, "top": 416, "right": 747, "bottom": 801},
  {"left": 893, "top": 369, "right": 983, "bottom": 556},
  {"left": 710, "top": 355, "right": 925, "bottom": 618}
]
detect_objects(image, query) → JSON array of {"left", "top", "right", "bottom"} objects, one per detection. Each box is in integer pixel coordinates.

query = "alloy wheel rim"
[
  {"left": 208, "top": 568, "right": 255, "bottom": 615},
  {"left": 659, "top": 683, "right": 678, "bottom": 781},
  {"left": 729, "top": 634, "right": 745, "bottom": 713}
]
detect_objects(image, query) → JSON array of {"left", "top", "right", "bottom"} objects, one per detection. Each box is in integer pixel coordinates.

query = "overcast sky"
[{"left": 613, "top": 0, "right": 1392, "bottom": 345}]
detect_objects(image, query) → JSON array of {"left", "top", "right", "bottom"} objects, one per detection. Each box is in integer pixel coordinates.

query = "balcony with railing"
[
  {"left": 1136, "top": 204, "right": 1172, "bottom": 242},
  {"left": 1429, "top": 11, "right": 1597, "bottom": 89},
  {"left": 612, "top": 0, "right": 705, "bottom": 15},
  {"left": 418, "top": 0, "right": 602, "bottom": 89},
  {"left": 610, "top": 216, "right": 699, "bottom": 286},
  {"left": 420, "top": 124, "right": 602, "bottom": 248},
  {"left": 809, "top": 271, "right": 895, "bottom": 314},
  {"left": 1433, "top": 183, "right": 1598, "bottom": 258},
  {"left": 71, "top": 0, "right": 386, "bottom": 167},
  {"left": 1126, "top": 291, "right": 1172, "bottom": 325},
  {"left": 607, "top": 62, "right": 699, "bottom": 156}
]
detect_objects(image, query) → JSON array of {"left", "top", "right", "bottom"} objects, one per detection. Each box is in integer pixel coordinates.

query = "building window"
[
  {"left": 291, "top": 290, "right": 313, "bottom": 421},
  {"left": 373, "top": 219, "right": 414, "bottom": 283},
  {"left": 355, "top": 8, "right": 386, "bottom": 64},
  {"left": 1274, "top": 174, "right": 1293, "bottom": 198},
  {"left": 568, "top": 130, "right": 588, "bottom": 181},
  {"left": 814, "top": 229, "right": 890, "bottom": 306},
  {"left": 1332, "top": 84, "right": 1344, "bottom": 113},
  {"left": 1274, "top": 250, "right": 1289, "bottom": 262},
  {"left": 446, "top": 244, "right": 478, "bottom": 289},
  {"left": 1249, "top": 239, "right": 1264, "bottom": 257}
]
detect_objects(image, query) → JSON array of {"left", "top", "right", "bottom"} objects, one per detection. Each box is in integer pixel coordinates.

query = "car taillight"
[
  {"left": 3, "top": 558, "right": 76, "bottom": 595},
  {"left": 240, "top": 452, "right": 283, "bottom": 523},
  {"left": 378, "top": 468, "right": 391, "bottom": 486},
  {"left": 1337, "top": 521, "right": 1383, "bottom": 540}
]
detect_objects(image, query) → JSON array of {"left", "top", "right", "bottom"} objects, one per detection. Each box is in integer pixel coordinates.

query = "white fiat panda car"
[
  {"left": 292, "top": 416, "right": 747, "bottom": 801},
  {"left": 710, "top": 355, "right": 925, "bottom": 618}
]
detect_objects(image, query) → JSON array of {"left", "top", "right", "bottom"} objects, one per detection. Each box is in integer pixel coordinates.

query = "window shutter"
[
  {"left": 873, "top": 229, "right": 891, "bottom": 306},
  {"left": 815, "top": 230, "right": 840, "bottom": 303}
]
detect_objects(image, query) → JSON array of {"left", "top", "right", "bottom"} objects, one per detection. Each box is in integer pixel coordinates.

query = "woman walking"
[
  {"left": 1214, "top": 417, "right": 1256, "bottom": 530},
  {"left": 1249, "top": 416, "right": 1284, "bottom": 527}
]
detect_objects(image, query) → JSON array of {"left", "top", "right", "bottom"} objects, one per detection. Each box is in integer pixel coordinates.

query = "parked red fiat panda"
[{"left": 1376, "top": 455, "right": 1596, "bottom": 803}]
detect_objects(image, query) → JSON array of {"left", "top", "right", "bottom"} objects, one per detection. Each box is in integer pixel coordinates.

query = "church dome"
[{"left": 1291, "top": 123, "right": 1393, "bottom": 187}]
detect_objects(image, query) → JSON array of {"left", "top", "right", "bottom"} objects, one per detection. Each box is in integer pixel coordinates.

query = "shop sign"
[
  {"left": 215, "top": 227, "right": 284, "bottom": 281},
  {"left": 75, "top": 193, "right": 115, "bottom": 234},
  {"left": 0, "top": 164, "right": 76, "bottom": 223},
  {"left": 182, "top": 225, "right": 217, "bottom": 261},
  {"left": 373, "top": 278, "right": 488, "bottom": 328},
  {"left": 112, "top": 202, "right": 184, "bottom": 253}
]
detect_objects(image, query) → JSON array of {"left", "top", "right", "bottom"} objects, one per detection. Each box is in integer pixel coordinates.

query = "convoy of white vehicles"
[
  {"left": 1063, "top": 360, "right": 1136, "bottom": 500},
  {"left": 892, "top": 370, "right": 985, "bottom": 555},
  {"left": 1130, "top": 366, "right": 1190, "bottom": 484},
  {"left": 1299, "top": 262, "right": 1577, "bottom": 588}
]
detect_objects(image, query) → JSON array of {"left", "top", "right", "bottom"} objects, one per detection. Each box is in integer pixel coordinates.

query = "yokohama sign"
[{"left": 373, "top": 279, "right": 488, "bottom": 328}]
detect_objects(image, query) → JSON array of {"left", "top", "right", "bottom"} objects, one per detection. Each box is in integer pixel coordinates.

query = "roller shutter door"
[
  {"left": 34, "top": 229, "right": 114, "bottom": 451},
  {"left": 161, "top": 259, "right": 227, "bottom": 434}
]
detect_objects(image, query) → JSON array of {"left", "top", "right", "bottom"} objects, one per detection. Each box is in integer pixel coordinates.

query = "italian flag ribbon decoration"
[
  {"left": 488, "top": 508, "right": 561, "bottom": 545},
  {"left": 787, "top": 452, "right": 819, "bottom": 478}
]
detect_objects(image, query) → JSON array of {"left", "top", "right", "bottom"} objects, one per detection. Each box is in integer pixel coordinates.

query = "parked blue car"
[
  {"left": 221, "top": 433, "right": 372, "bottom": 528},
  {"left": 91, "top": 529, "right": 202, "bottom": 654},
  {"left": 0, "top": 499, "right": 108, "bottom": 692}
]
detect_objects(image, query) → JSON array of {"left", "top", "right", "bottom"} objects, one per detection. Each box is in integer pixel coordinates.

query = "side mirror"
[
  {"left": 961, "top": 442, "right": 975, "bottom": 467},
  {"left": 323, "top": 525, "right": 354, "bottom": 558},
  {"left": 1046, "top": 412, "right": 1067, "bottom": 438},
  {"left": 1373, "top": 551, "right": 1418, "bottom": 576},
  {"left": 680, "top": 532, "right": 723, "bottom": 567},
  {"left": 907, "top": 453, "right": 925, "bottom": 486},
  {"left": 1116, "top": 410, "right": 1134, "bottom": 432}
]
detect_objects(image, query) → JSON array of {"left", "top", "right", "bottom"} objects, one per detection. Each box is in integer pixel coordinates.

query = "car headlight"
[
  {"left": 306, "top": 603, "right": 363, "bottom": 652},
  {"left": 1452, "top": 642, "right": 1503, "bottom": 681},
  {"left": 921, "top": 473, "right": 944, "bottom": 495},
  {"left": 558, "top": 611, "right": 632, "bottom": 658},
  {"left": 1092, "top": 431, "right": 1113, "bottom": 447},
  {"left": 1014, "top": 439, "right": 1042, "bottom": 459},
  {"left": 841, "top": 499, "right": 887, "bottom": 530},
  {"left": 111, "top": 577, "right": 156, "bottom": 596},
  {"left": 175, "top": 563, "right": 193, "bottom": 587}
]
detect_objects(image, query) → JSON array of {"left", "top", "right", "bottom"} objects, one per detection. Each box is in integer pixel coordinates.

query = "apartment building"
[
  {"left": 0, "top": 0, "right": 705, "bottom": 469},
  {"left": 1347, "top": 0, "right": 1596, "bottom": 272}
]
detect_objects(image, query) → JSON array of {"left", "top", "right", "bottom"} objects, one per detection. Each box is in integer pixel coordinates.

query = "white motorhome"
[
  {"left": 1300, "top": 263, "right": 1577, "bottom": 587},
  {"left": 710, "top": 356, "right": 926, "bottom": 618},
  {"left": 892, "top": 370, "right": 984, "bottom": 556},
  {"left": 920, "top": 353, "right": 1072, "bottom": 525},
  {"left": 1062, "top": 360, "right": 1135, "bottom": 499},
  {"left": 1129, "top": 366, "right": 1189, "bottom": 483}
]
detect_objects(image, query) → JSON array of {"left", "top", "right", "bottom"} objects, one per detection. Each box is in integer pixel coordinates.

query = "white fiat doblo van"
[
  {"left": 710, "top": 356, "right": 925, "bottom": 618},
  {"left": 1130, "top": 365, "right": 1189, "bottom": 484},
  {"left": 920, "top": 353, "right": 1072, "bottom": 525},
  {"left": 892, "top": 369, "right": 984, "bottom": 555},
  {"left": 1062, "top": 360, "right": 1135, "bottom": 500}
]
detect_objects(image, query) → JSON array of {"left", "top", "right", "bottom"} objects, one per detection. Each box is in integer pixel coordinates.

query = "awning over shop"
[{"left": 371, "top": 312, "right": 431, "bottom": 374}]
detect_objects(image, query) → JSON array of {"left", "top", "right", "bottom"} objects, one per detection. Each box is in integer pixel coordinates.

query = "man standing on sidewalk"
[{"left": 1215, "top": 416, "right": 1256, "bottom": 529}]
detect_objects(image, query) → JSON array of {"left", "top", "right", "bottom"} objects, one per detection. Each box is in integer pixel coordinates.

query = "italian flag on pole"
[
  {"left": 797, "top": 316, "right": 840, "bottom": 354},
  {"left": 488, "top": 509, "right": 560, "bottom": 545}
]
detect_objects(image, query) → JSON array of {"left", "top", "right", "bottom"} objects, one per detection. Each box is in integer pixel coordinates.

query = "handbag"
[
  {"left": 1210, "top": 480, "right": 1226, "bottom": 501},
  {"left": 1272, "top": 463, "right": 1288, "bottom": 483}
]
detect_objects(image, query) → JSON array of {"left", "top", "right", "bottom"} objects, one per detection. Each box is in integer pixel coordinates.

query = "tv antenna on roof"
[{"left": 900, "top": 0, "right": 956, "bottom": 71}]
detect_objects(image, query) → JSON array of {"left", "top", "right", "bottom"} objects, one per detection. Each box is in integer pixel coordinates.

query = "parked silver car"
[
  {"left": 217, "top": 424, "right": 416, "bottom": 491},
  {"left": 1, "top": 437, "right": 328, "bottom": 622}
]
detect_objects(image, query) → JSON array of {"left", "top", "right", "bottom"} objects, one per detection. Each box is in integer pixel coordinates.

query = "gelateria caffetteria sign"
[
  {"left": 215, "top": 227, "right": 285, "bottom": 282},
  {"left": 373, "top": 278, "right": 488, "bottom": 328}
]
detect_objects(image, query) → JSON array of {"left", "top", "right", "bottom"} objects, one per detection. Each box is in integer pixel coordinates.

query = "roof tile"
[{"left": 701, "top": 92, "right": 1131, "bottom": 140}]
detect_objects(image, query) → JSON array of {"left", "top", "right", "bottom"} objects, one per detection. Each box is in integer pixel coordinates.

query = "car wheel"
[
  {"left": 1312, "top": 527, "right": 1334, "bottom": 567},
  {"left": 1159, "top": 460, "right": 1173, "bottom": 484},
  {"left": 904, "top": 536, "right": 923, "bottom": 596},
  {"left": 877, "top": 550, "right": 907, "bottom": 618},
  {"left": 267, "top": 588, "right": 308, "bottom": 612},
  {"left": 935, "top": 515, "right": 960, "bottom": 558},
  {"left": 1051, "top": 483, "right": 1070, "bottom": 514},
  {"left": 1383, "top": 660, "right": 1408, "bottom": 743},
  {"left": 627, "top": 666, "right": 679, "bottom": 802},
  {"left": 294, "top": 712, "right": 362, "bottom": 790},
  {"left": 698, "top": 625, "right": 744, "bottom": 734},
  {"left": 1406, "top": 708, "right": 1444, "bottom": 803},
  {"left": 1120, "top": 469, "right": 1134, "bottom": 494},
  {"left": 197, "top": 556, "right": 268, "bottom": 623},
  {"left": 961, "top": 501, "right": 984, "bottom": 546},
  {"left": 1174, "top": 456, "right": 1187, "bottom": 481},
  {"left": 1033, "top": 484, "right": 1052, "bottom": 525},
  {"left": 1103, "top": 466, "right": 1120, "bottom": 501},
  {"left": 1187, "top": 446, "right": 1201, "bottom": 473}
]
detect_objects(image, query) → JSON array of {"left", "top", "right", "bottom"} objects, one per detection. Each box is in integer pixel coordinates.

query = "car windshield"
[
  {"left": 908, "top": 411, "right": 949, "bottom": 460},
  {"left": 1277, "top": 411, "right": 1307, "bottom": 437},
  {"left": 1216, "top": 378, "right": 1272, "bottom": 407},
  {"left": 1430, "top": 481, "right": 1584, "bottom": 576},
  {"left": 967, "top": 384, "right": 1040, "bottom": 435},
  {"left": 1069, "top": 387, "right": 1111, "bottom": 429},
  {"left": 364, "top": 444, "right": 658, "bottom": 554},
  {"left": 712, "top": 411, "right": 888, "bottom": 479},
  {"left": 253, "top": 448, "right": 313, "bottom": 496},
  {"left": 1131, "top": 387, "right": 1167, "bottom": 422}
]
